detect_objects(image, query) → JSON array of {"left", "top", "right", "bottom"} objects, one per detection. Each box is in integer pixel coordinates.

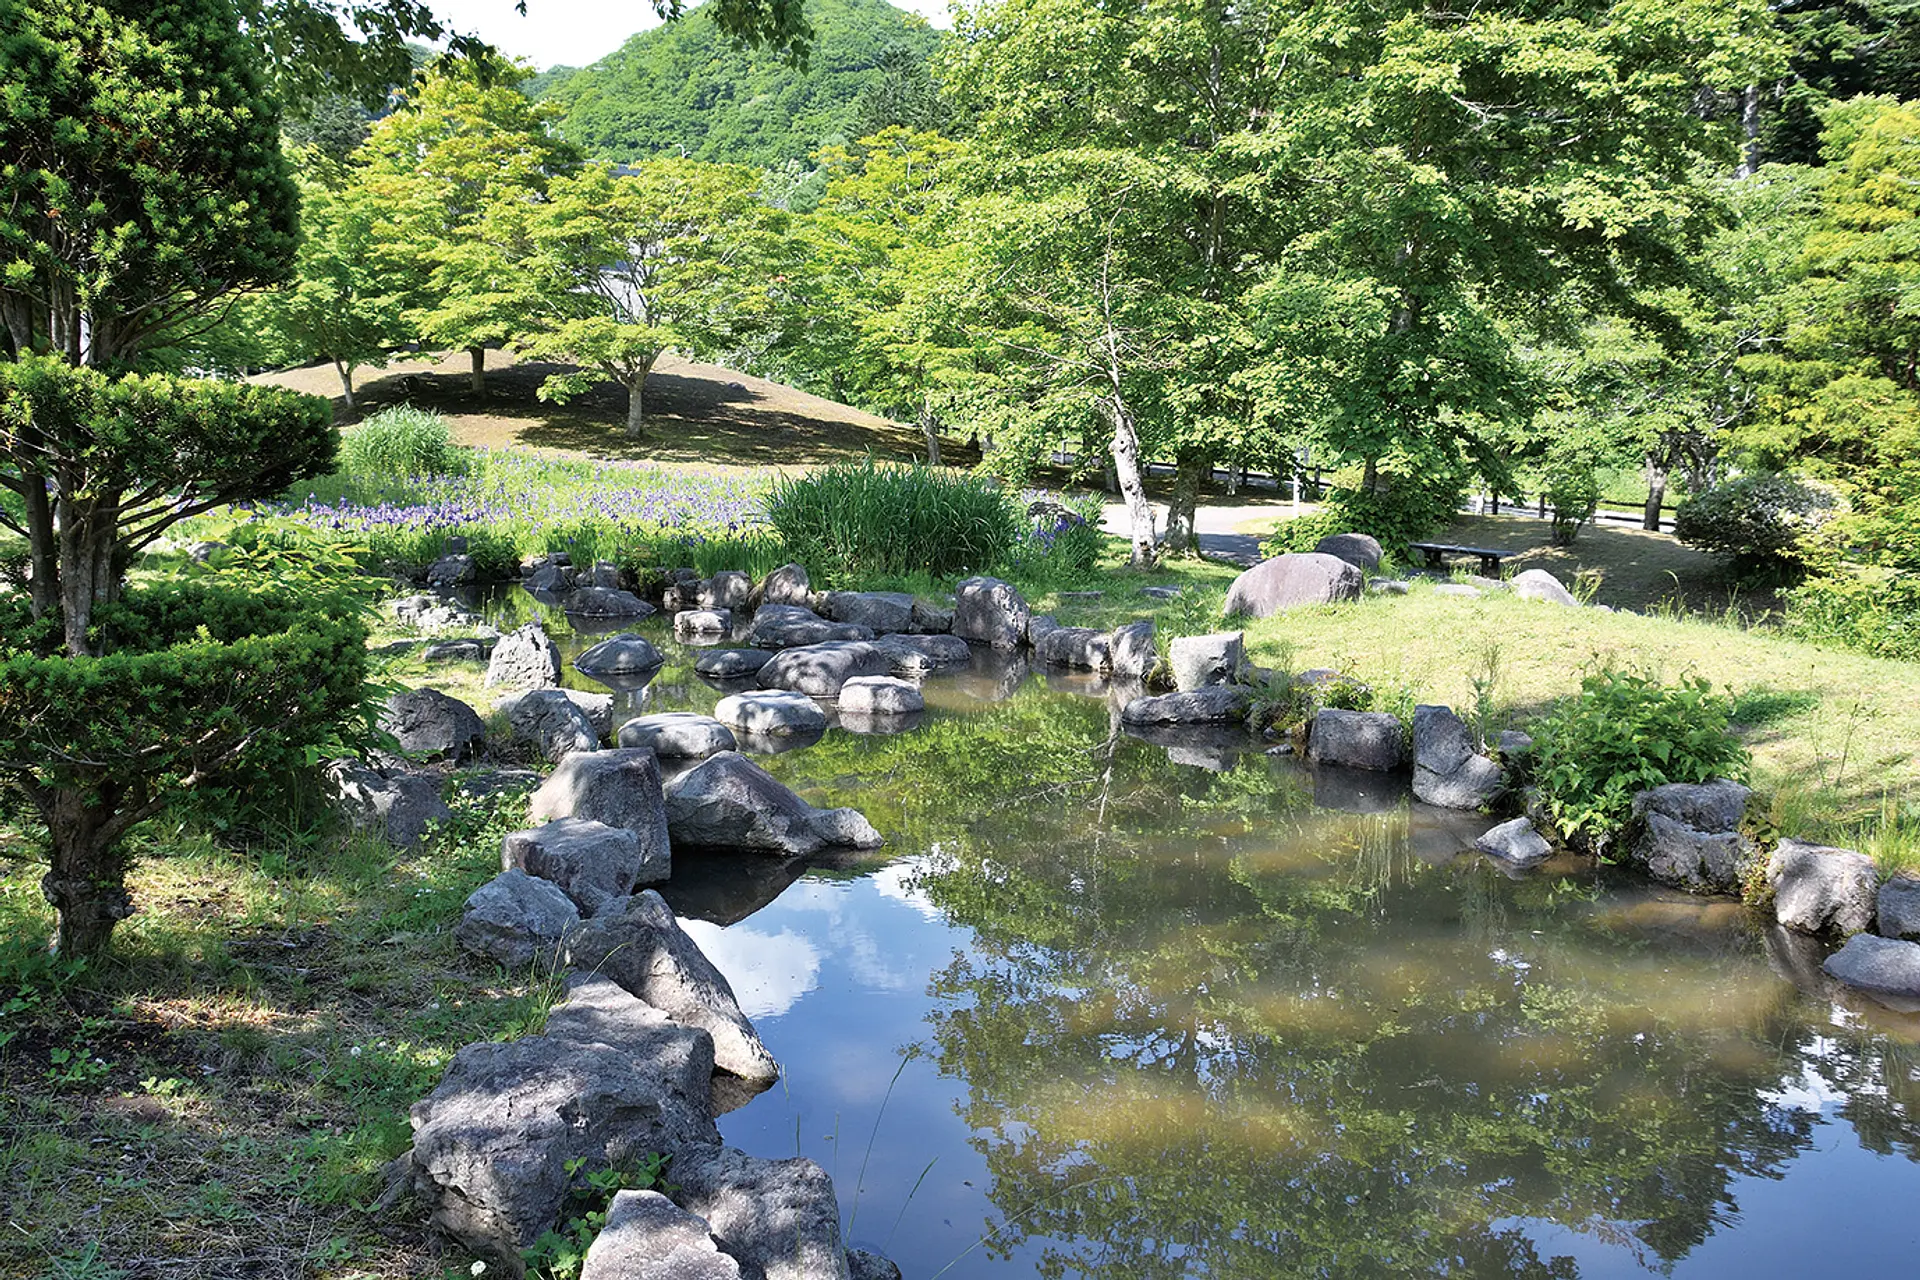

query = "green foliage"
[
  {"left": 1532, "top": 671, "right": 1750, "bottom": 851},
  {"left": 764, "top": 459, "right": 1021, "bottom": 585},
  {"left": 1672, "top": 472, "right": 1835, "bottom": 572},
  {"left": 1260, "top": 462, "right": 1468, "bottom": 559},
  {"left": 1782, "top": 565, "right": 1920, "bottom": 662},
  {"left": 338, "top": 406, "right": 457, "bottom": 479},
  {"left": 522, "top": 1154, "right": 673, "bottom": 1280},
  {"left": 1003, "top": 493, "right": 1106, "bottom": 583},
  {"left": 1543, "top": 457, "right": 1601, "bottom": 547}
]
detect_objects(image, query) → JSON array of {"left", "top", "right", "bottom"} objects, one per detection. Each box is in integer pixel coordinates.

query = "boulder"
[
  {"left": 566, "top": 889, "right": 780, "bottom": 1084},
  {"left": 568, "top": 587, "right": 657, "bottom": 619},
  {"left": 953, "top": 576, "right": 1031, "bottom": 652},
  {"left": 668, "top": 1145, "right": 851, "bottom": 1280},
  {"left": 524, "top": 562, "right": 575, "bottom": 594},
  {"left": 699, "top": 571, "right": 753, "bottom": 611},
  {"left": 1168, "top": 632, "right": 1245, "bottom": 692},
  {"left": 837, "top": 675, "right": 925, "bottom": 715},
  {"left": 749, "top": 604, "right": 873, "bottom": 650},
  {"left": 380, "top": 688, "right": 487, "bottom": 762},
  {"left": 1510, "top": 568, "right": 1578, "bottom": 606},
  {"left": 1497, "top": 729, "right": 1534, "bottom": 760},
  {"left": 408, "top": 975, "right": 718, "bottom": 1260},
  {"left": 326, "top": 761, "right": 451, "bottom": 847},
  {"left": 1768, "top": 839, "right": 1878, "bottom": 936},
  {"left": 695, "top": 647, "right": 777, "bottom": 679},
  {"left": 675, "top": 608, "right": 735, "bottom": 636},
  {"left": 503, "top": 817, "right": 664, "bottom": 915},
  {"left": 822, "top": 591, "right": 915, "bottom": 634},
  {"left": 485, "top": 622, "right": 564, "bottom": 691},
  {"left": 848, "top": 1252, "right": 903, "bottom": 1280},
  {"left": 392, "top": 594, "right": 480, "bottom": 632},
  {"left": 1110, "top": 620, "right": 1158, "bottom": 681},
  {"left": 581, "top": 1190, "right": 742, "bottom": 1280},
  {"left": 527, "top": 751, "right": 672, "bottom": 872},
  {"left": 1313, "top": 532, "right": 1383, "bottom": 571},
  {"left": 1631, "top": 779, "right": 1750, "bottom": 835},
  {"left": 713, "top": 691, "right": 829, "bottom": 737},
  {"left": 910, "top": 600, "right": 954, "bottom": 634},
  {"left": 454, "top": 869, "right": 581, "bottom": 969},
  {"left": 1634, "top": 812, "right": 1755, "bottom": 896},
  {"left": 620, "top": 712, "right": 739, "bottom": 759},
  {"left": 1410, "top": 705, "right": 1504, "bottom": 810},
  {"left": 566, "top": 690, "right": 615, "bottom": 739},
  {"left": 498, "top": 688, "right": 601, "bottom": 762},
  {"left": 1822, "top": 934, "right": 1920, "bottom": 1012},
  {"left": 1035, "top": 625, "right": 1112, "bottom": 671},
  {"left": 1476, "top": 817, "right": 1552, "bottom": 869},
  {"left": 1026, "top": 613, "right": 1060, "bottom": 648},
  {"left": 663, "top": 752, "right": 882, "bottom": 858},
  {"left": 1308, "top": 709, "right": 1405, "bottom": 772},
  {"left": 753, "top": 563, "right": 812, "bottom": 608},
  {"left": 580, "top": 560, "right": 626, "bottom": 591},
  {"left": 1878, "top": 876, "right": 1920, "bottom": 942},
  {"left": 872, "top": 633, "right": 972, "bottom": 675},
  {"left": 1223, "top": 553, "right": 1362, "bottom": 619},
  {"left": 423, "top": 638, "right": 491, "bottom": 664},
  {"left": 756, "top": 641, "right": 891, "bottom": 697},
  {"left": 575, "top": 634, "right": 665, "bottom": 678},
  {"left": 425, "top": 553, "right": 477, "bottom": 587},
  {"left": 1120, "top": 686, "right": 1252, "bottom": 726}
]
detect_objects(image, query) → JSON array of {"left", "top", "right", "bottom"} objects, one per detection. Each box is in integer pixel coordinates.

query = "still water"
[{"left": 507, "top": 598, "right": 1920, "bottom": 1278}]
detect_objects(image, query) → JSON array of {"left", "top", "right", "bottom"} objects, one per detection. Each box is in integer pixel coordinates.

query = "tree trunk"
[
  {"left": 40, "top": 785, "right": 135, "bottom": 957},
  {"left": 468, "top": 346, "right": 486, "bottom": 398},
  {"left": 1164, "top": 452, "right": 1208, "bottom": 557},
  {"left": 1737, "top": 84, "right": 1762, "bottom": 179},
  {"left": 336, "top": 359, "right": 357, "bottom": 418},
  {"left": 1643, "top": 455, "right": 1669, "bottom": 532},
  {"left": 625, "top": 375, "right": 647, "bottom": 439},
  {"left": 1104, "top": 395, "right": 1156, "bottom": 568},
  {"left": 919, "top": 394, "right": 941, "bottom": 466},
  {"left": 23, "top": 475, "right": 58, "bottom": 621}
]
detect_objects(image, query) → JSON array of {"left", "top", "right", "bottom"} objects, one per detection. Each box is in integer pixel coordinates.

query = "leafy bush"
[
  {"left": 1544, "top": 459, "right": 1600, "bottom": 546},
  {"left": 338, "top": 406, "right": 458, "bottom": 478},
  {"left": 1783, "top": 566, "right": 1920, "bottom": 662},
  {"left": 1260, "top": 463, "right": 1466, "bottom": 560},
  {"left": 1531, "top": 671, "right": 1749, "bottom": 853},
  {"left": 1006, "top": 492, "right": 1106, "bottom": 582},
  {"left": 765, "top": 459, "right": 1021, "bottom": 585},
  {"left": 1672, "top": 473, "right": 1834, "bottom": 573}
]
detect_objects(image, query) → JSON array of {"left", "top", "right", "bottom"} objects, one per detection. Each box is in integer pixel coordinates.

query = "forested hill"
[{"left": 532, "top": 0, "right": 941, "bottom": 169}]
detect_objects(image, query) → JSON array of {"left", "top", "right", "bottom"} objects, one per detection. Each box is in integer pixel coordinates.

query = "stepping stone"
[
  {"left": 695, "top": 648, "right": 775, "bottom": 679},
  {"left": 713, "top": 690, "right": 828, "bottom": 736},
  {"left": 618, "top": 712, "right": 739, "bottom": 759},
  {"left": 837, "top": 676, "right": 925, "bottom": 714}
]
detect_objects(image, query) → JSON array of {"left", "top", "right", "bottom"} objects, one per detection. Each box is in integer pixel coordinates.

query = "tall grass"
[
  {"left": 338, "top": 405, "right": 458, "bottom": 479},
  {"left": 765, "top": 459, "right": 1022, "bottom": 586}
]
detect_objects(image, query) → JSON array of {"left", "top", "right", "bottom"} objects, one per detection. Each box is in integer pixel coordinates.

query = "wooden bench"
[{"left": 1407, "top": 542, "right": 1510, "bottom": 577}]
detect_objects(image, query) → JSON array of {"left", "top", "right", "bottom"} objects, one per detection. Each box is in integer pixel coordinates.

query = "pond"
[{"left": 492, "top": 595, "right": 1920, "bottom": 1278}]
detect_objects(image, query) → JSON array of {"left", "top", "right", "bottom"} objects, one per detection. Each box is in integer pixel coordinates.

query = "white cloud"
[{"left": 679, "top": 918, "right": 823, "bottom": 1019}]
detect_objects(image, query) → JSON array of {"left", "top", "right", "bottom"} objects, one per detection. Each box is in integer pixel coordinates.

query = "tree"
[
  {"left": 513, "top": 159, "right": 790, "bottom": 438},
  {"left": 0, "top": 0, "right": 300, "bottom": 367}
]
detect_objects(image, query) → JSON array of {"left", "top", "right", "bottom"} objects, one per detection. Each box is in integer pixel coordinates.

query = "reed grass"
[{"left": 765, "top": 458, "right": 1022, "bottom": 586}]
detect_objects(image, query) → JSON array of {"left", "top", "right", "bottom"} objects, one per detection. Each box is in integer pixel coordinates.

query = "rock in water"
[
  {"left": 712, "top": 690, "right": 829, "bottom": 736},
  {"left": 695, "top": 648, "right": 776, "bottom": 679},
  {"left": 668, "top": 1146, "right": 852, "bottom": 1280},
  {"left": 575, "top": 634, "right": 665, "bottom": 678},
  {"left": 581, "top": 1190, "right": 742, "bottom": 1280},
  {"left": 1879, "top": 876, "right": 1920, "bottom": 941},
  {"left": 566, "top": 890, "right": 780, "bottom": 1085},
  {"left": 567, "top": 586, "right": 657, "bottom": 619},
  {"left": 1223, "top": 553, "right": 1362, "bottom": 619},
  {"left": 502, "top": 817, "right": 665, "bottom": 915},
  {"left": 497, "top": 688, "right": 601, "bottom": 762},
  {"left": 664, "top": 751, "right": 882, "bottom": 856},
  {"left": 380, "top": 687, "right": 487, "bottom": 762},
  {"left": 1168, "top": 631, "right": 1245, "bottom": 691},
  {"left": 454, "top": 869, "right": 581, "bottom": 969},
  {"left": 953, "top": 576, "right": 1031, "bottom": 651},
  {"left": 486, "top": 622, "right": 563, "bottom": 690},
  {"left": 1035, "top": 625, "right": 1112, "bottom": 671},
  {"left": 821, "top": 590, "right": 915, "bottom": 634},
  {"left": 1476, "top": 817, "right": 1552, "bottom": 869},
  {"left": 1823, "top": 934, "right": 1920, "bottom": 1012},
  {"left": 619, "top": 712, "right": 739, "bottom": 759},
  {"left": 1312, "top": 532, "right": 1383, "bottom": 571},
  {"left": 528, "top": 750, "right": 671, "bottom": 870},
  {"left": 756, "top": 641, "right": 892, "bottom": 697},
  {"left": 1769, "top": 839, "right": 1878, "bottom": 936},
  {"left": 1110, "top": 620, "right": 1157, "bottom": 681},
  {"left": 836, "top": 675, "right": 925, "bottom": 715},
  {"left": 1120, "top": 687, "right": 1251, "bottom": 725},
  {"left": 753, "top": 563, "right": 811, "bottom": 608},
  {"left": 910, "top": 599, "right": 954, "bottom": 634},
  {"left": 1627, "top": 780, "right": 1755, "bottom": 896},
  {"left": 674, "top": 609, "right": 734, "bottom": 636},
  {"left": 748, "top": 604, "right": 873, "bottom": 649},
  {"left": 872, "top": 634, "right": 972, "bottom": 675},
  {"left": 1411, "top": 705, "right": 1503, "bottom": 810},
  {"left": 1308, "top": 709, "right": 1405, "bottom": 772}
]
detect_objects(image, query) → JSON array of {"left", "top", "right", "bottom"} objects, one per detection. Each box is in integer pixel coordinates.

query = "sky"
[{"left": 426, "top": 0, "right": 952, "bottom": 72}]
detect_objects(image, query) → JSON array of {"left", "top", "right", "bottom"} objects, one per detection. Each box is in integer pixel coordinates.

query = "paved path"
[{"left": 1099, "top": 499, "right": 1298, "bottom": 566}]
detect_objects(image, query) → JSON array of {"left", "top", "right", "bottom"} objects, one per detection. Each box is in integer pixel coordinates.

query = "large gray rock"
[
  {"left": 753, "top": 563, "right": 811, "bottom": 608},
  {"left": 575, "top": 634, "right": 665, "bottom": 678},
  {"left": 837, "top": 675, "right": 924, "bottom": 714},
  {"left": 663, "top": 751, "right": 882, "bottom": 857},
  {"left": 822, "top": 591, "right": 915, "bottom": 634},
  {"left": 749, "top": 604, "right": 873, "bottom": 649},
  {"left": 566, "top": 889, "right": 780, "bottom": 1084},
  {"left": 485, "top": 622, "right": 563, "bottom": 690},
  {"left": 872, "top": 633, "right": 973, "bottom": 675},
  {"left": 503, "top": 817, "right": 664, "bottom": 915},
  {"left": 1510, "top": 568, "right": 1578, "bottom": 606},
  {"left": 1313, "top": 532, "right": 1383, "bottom": 571},
  {"left": 567, "top": 586, "right": 657, "bottom": 619},
  {"left": 524, "top": 562, "right": 575, "bottom": 594},
  {"left": 1035, "top": 625, "right": 1112, "bottom": 671},
  {"left": 1110, "top": 620, "right": 1157, "bottom": 681},
  {"left": 676, "top": 608, "right": 735, "bottom": 636},
  {"left": 910, "top": 599, "right": 954, "bottom": 634},
  {"left": 582, "top": 1190, "right": 742, "bottom": 1280},
  {"left": 1878, "top": 876, "right": 1920, "bottom": 941},
  {"left": 454, "top": 869, "right": 581, "bottom": 969},
  {"left": 499, "top": 688, "right": 601, "bottom": 763},
  {"left": 696, "top": 648, "right": 776, "bottom": 679},
  {"left": 528, "top": 751, "right": 672, "bottom": 873},
  {"left": 381, "top": 687, "right": 487, "bottom": 762},
  {"left": 426, "top": 553, "right": 477, "bottom": 587},
  {"left": 408, "top": 974, "right": 718, "bottom": 1260},
  {"left": 953, "top": 576, "right": 1031, "bottom": 652},
  {"left": 579, "top": 560, "right": 626, "bottom": 591},
  {"left": 1769, "top": 839, "right": 1878, "bottom": 936},
  {"left": 1026, "top": 613, "right": 1059, "bottom": 649},
  {"left": 1631, "top": 779, "right": 1750, "bottom": 835},
  {"left": 1634, "top": 812, "right": 1755, "bottom": 896},
  {"left": 713, "top": 690, "right": 829, "bottom": 736},
  {"left": 326, "top": 760, "right": 452, "bottom": 847},
  {"left": 1476, "top": 817, "right": 1552, "bottom": 869},
  {"left": 1120, "top": 686, "right": 1251, "bottom": 725},
  {"left": 699, "top": 571, "right": 753, "bottom": 611},
  {"left": 620, "top": 712, "right": 739, "bottom": 759},
  {"left": 1411, "top": 705, "right": 1504, "bottom": 810},
  {"left": 1308, "top": 709, "right": 1405, "bottom": 772},
  {"left": 1823, "top": 934, "right": 1920, "bottom": 1012},
  {"left": 668, "top": 1146, "right": 850, "bottom": 1280},
  {"left": 756, "top": 641, "right": 891, "bottom": 697},
  {"left": 1223, "top": 553, "right": 1362, "bottom": 619},
  {"left": 1169, "top": 631, "right": 1245, "bottom": 692}
]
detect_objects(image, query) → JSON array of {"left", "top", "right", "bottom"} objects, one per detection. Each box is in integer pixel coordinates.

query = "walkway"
[{"left": 1099, "top": 498, "right": 1300, "bottom": 566}]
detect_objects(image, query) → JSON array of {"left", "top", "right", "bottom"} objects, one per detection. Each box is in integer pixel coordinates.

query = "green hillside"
[{"left": 535, "top": 0, "right": 942, "bottom": 169}]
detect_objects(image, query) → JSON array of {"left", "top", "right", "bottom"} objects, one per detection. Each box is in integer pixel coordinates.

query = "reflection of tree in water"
[{"left": 845, "top": 700, "right": 1920, "bottom": 1278}]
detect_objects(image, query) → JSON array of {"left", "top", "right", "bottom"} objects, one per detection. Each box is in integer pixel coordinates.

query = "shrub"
[
  {"left": 1672, "top": 473, "right": 1834, "bottom": 573},
  {"left": 765, "top": 459, "right": 1022, "bottom": 585},
  {"left": 1543, "top": 459, "right": 1600, "bottom": 546},
  {"left": 1782, "top": 566, "right": 1920, "bottom": 662},
  {"left": 1260, "top": 462, "right": 1466, "bottom": 560},
  {"left": 338, "top": 406, "right": 458, "bottom": 478},
  {"left": 1531, "top": 670, "right": 1749, "bottom": 853}
]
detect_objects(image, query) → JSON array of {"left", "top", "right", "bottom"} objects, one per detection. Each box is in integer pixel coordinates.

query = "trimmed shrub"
[
  {"left": 765, "top": 459, "right": 1022, "bottom": 585},
  {"left": 339, "top": 405, "right": 458, "bottom": 478},
  {"left": 1672, "top": 473, "right": 1834, "bottom": 573}
]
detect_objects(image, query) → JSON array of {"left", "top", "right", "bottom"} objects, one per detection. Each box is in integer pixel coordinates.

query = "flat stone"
[
  {"left": 454, "top": 869, "right": 580, "bottom": 970},
  {"left": 663, "top": 751, "right": 882, "bottom": 857},
  {"left": 527, "top": 751, "right": 671, "bottom": 873},
  {"left": 822, "top": 590, "right": 915, "bottom": 634},
  {"left": 1308, "top": 709, "right": 1405, "bottom": 772},
  {"left": 1223, "top": 553, "right": 1362, "bottom": 619},
  {"left": 1120, "top": 686, "right": 1252, "bottom": 725},
  {"left": 423, "top": 638, "right": 491, "bottom": 664},
  {"left": 581, "top": 1190, "right": 741, "bottom": 1280},
  {"left": 1510, "top": 568, "right": 1578, "bottom": 606},
  {"left": 502, "top": 817, "right": 664, "bottom": 915},
  {"left": 696, "top": 648, "right": 776, "bottom": 679},
  {"left": 619, "top": 712, "right": 739, "bottom": 759},
  {"left": 1769, "top": 839, "right": 1878, "bottom": 936},
  {"left": 1476, "top": 817, "right": 1552, "bottom": 868},
  {"left": 497, "top": 688, "right": 600, "bottom": 762},
  {"left": 1879, "top": 876, "right": 1920, "bottom": 941},
  {"left": 381, "top": 687, "right": 487, "bottom": 762},
  {"left": 1035, "top": 625, "right": 1112, "bottom": 671},
  {"left": 1823, "top": 934, "right": 1920, "bottom": 1011},
  {"left": 675, "top": 609, "right": 734, "bottom": 635},
  {"left": 748, "top": 604, "right": 873, "bottom": 650},
  {"left": 713, "top": 690, "right": 829, "bottom": 736},
  {"left": 485, "top": 622, "right": 563, "bottom": 690},
  {"left": 953, "top": 576, "right": 1031, "bottom": 652},
  {"left": 1169, "top": 631, "right": 1245, "bottom": 691},
  {"left": 567, "top": 587, "right": 657, "bottom": 619},
  {"left": 756, "top": 641, "right": 892, "bottom": 697},
  {"left": 575, "top": 634, "right": 665, "bottom": 678},
  {"left": 837, "top": 675, "right": 924, "bottom": 714},
  {"left": 872, "top": 633, "right": 973, "bottom": 675},
  {"left": 667, "top": 1145, "right": 851, "bottom": 1280},
  {"left": 1110, "top": 620, "right": 1157, "bottom": 681}
]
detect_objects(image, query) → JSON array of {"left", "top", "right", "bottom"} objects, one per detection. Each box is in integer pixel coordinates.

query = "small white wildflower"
[
  {"left": 349, "top": 1045, "right": 362, "bottom": 1058},
  {"left": 471, "top": 1262, "right": 487, "bottom": 1276}
]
